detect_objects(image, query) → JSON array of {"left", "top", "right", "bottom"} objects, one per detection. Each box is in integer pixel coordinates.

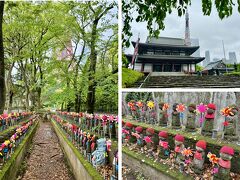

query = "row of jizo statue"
[
  {"left": 127, "top": 101, "right": 239, "bottom": 142},
  {"left": 122, "top": 122, "right": 236, "bottom": 180},
  {"left": 52, "top": 112, "right": 118, "bottom": 178}
]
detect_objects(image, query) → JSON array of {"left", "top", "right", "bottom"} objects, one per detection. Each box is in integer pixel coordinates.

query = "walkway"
[{"left": 20, "top": 121, "right": 74, "bottom": 180}]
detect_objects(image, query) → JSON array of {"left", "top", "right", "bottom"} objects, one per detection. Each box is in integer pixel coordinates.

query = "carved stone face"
[
  {"left": 175, "top": 140, "right": 183, "bottom": 146},
  {"left": 188, "top": 106, "right": 196, "bottom": 113},
  {"left": 207, "top": 108, "right": 215, "bottom": 114},
  {"left": 159, "top": 103, "right": 164, "bottom": 110},
  {"left": 173, "top": 103, "right": 179, "bottom": 111},
  {"left": 220, "top": 153, "right": 233, "bottom": 161},
  {"left": 196, "top": 146, "right": 204, "bottom": 152},
  {"left": 159, "top": 137, "right": 166, "bottom": 141}
]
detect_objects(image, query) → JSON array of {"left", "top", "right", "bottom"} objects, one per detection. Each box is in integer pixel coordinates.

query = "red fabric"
[
  {"left": 196, "top": 140, "right": 207, "bottom": 150},
  {"left": 158, "top": 131, "right": 168, "bottom": 138},
  {"left": 175, "top": 134, "right": 184, "bottom": 142},
  {"left": 91, "top": 142, "right": 96, "bottom": 151},
  {"left": 205, "top": 114, "right": 215, "bottom": 119},
  {"left": 219, "top": 158, "right": 231, "bottom": 169},
  {"left": 125, "top": 122, "right": 133, "bottom": 128},
  {"left": 220, "top": 146, "right": 234, "bottom": 155},
  {"left": 135, "top": 126, "right": 143, "bottom": 133},
  {"left": 71, "top": 124, "right": 77, "bottom": 132},
  {"left": 146, "top": 127, "right": 154, "bottom": 135},
  {"left": 194, "top": 151, "right": 203, "bottom": 160},
  {"left": 207, "top": 103, "right": 216, "bottom": 110}
]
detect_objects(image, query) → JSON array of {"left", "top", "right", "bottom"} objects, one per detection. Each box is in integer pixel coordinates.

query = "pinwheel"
[
  {"left": 147, "top": 101, "right": 154, "bottom": 109},
  {"left": 136, "top": 101, "right": 144, "bottom": 108},
  {"left": 207, "top": 152, "right": 219, "bottom": 164},
  {"left": 181, "top": 147, "right": 193, "bottom": 157},
  {"left": 176, "top": 103, "right": 186, "bottom": 125},
  {"left": 162, "top": 103, "right": 170, "bottom": 111},
  {"left": 221, "top": 107, "right": 234, "bottom": 117},
  {"left": 196, "top": 103, "right": 207, "bottom": 128},
  {"left": 221, "top": 106, "right": 234, "bottom": 139}
]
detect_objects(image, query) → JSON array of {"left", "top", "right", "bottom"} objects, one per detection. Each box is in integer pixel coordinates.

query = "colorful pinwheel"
[
  {"left": 181, "top": 147, "right": 193, "bottom": 157},
  {"left": 197, "top": 103, "right": 207, "bottom": 126},
  {"left": 196, "top": 103, "right": 207, "bottom": 113},
  {"left": 147, "top": 101, "right": 154, "bottom": 109},
  {"left": 136, "top": 101, "right": 144, "bottom": 108},
  {"left": 221, "top": 107, "right": 234, "bottom": 117},
  {"left": 162, "top": 103, "right": 170, "bottom": 111},
  {"left": 176, "top": 104, "right": 186, "bottom": 112},
  {"left": 207, "top": 152, "right": 219, "bottom": 164}
]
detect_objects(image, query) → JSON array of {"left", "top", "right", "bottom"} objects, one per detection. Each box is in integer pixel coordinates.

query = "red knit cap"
[
  {"left": 158, "top": 131, "right": 168, "bottom": 139},
  {"left": 208, "top": 103, "right": 216, "bottom": 110},
  {"left": 175, "top": 134, "right": 184, "bottom": 142},
  {"left": 135, "top": 126, "right": 143, "bottom": 133},
  {"left": 196, "top": 140, "right": 207, "bottom": 150},
  {"left": 146, "top": 127, "right": 155, "bottom": 135},
  {"left": 125, "top": 122, "right": 133, "bottom": 128},
  {"left": 220, "top": 146, "right": 234, "bottom": 156}
]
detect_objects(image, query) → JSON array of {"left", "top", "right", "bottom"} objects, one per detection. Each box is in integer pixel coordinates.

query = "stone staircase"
[{"left": 132, "top": 75, "right": 240, "bottom": 88}]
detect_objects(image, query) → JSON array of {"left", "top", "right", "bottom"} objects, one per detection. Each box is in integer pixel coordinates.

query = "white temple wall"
[
  {"left": 191, "top": 64, "right": 196, "bottom": 72},
  {"left": 182, "top": 64, "right": 188, "bottom": 71},
  {"left": 134, "top": 63, "right": 142, "bottom": 72},
  {"left": 144, "top": 64, "right": 152, "bottom": 72}
]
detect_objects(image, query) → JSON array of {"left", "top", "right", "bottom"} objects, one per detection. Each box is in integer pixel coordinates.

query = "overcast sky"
[{"left": 125, "top": 1, "right": 240, "bottom": 62}]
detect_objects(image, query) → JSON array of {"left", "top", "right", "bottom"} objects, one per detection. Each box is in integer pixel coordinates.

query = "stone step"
[{"left": 134, "top": 75, "right": 240, "bottom": 88}]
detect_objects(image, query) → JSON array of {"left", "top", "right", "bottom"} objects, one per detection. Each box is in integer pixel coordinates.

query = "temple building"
[
  {"left": 125, "top": 10, "right": 206, "bottom": 74},
  {"left": 125, "top": 36, "right": 205, "bottom": 73}
]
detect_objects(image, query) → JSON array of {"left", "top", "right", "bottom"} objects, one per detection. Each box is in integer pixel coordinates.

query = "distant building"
[
  {"left": 202, "top": 60, "right": 234, "bottom": 75},
  {"left": 229, "top": 52, "right": 237, "bottom": 64},
  {"left": 203, "top": 50, "right": 210, "bottom": 67}
]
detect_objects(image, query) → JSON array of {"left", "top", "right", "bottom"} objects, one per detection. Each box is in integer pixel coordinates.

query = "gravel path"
[{"left": 21, "top": 121, "right": 74, "bottom": 180}]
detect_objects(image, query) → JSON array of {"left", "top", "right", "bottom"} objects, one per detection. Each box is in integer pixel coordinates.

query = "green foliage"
[
  {"left": 122, "top": 67, "right": 144, "bottom": 88},
  {"left": 196, "top": 65, "right": 204, "bottom": 71},
  {"left": 95, "top": 73, "right": 118, "bottom": 113},
  {"left": 225, "top": 72, "right": 240, "bottom": 76},
  {"left": 123, "top": 0, "right": 240, "bottom": 46},
  {"left": 3, "top": 1, "right": 117, "bottom": 113}
]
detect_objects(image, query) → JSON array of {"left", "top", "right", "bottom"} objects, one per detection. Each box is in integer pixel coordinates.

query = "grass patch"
[
  {"left": 122, "top": 67, "right": 144, "bottom": 88},
  {"left": 225, "top": 72, "right": 240, "bottom": 76}
]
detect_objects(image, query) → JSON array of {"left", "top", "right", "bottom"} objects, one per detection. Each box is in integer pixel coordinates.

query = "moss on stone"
[
  {"left": 123, "top": 147, "right": 193, "bottom": 180},
  {"left": 52, "top": 120, "right": 103, "bottom": 180}
]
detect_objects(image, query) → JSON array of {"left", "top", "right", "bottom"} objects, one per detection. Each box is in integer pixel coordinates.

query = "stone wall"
[{"left": 52, "top": 120, "right": 103, "bottom": 180}]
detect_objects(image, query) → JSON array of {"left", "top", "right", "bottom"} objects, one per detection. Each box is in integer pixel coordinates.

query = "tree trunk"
[
  {"left": 0, "top": 2, "right": 5, "bottom": 114},
  {"left": 86, "top": 20, "right": 98, "bottom": 114}
]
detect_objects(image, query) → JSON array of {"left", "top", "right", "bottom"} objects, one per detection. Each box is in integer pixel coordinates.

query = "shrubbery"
[{"left": 122, "top": 68, "right": 144, "bottom": 88}]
